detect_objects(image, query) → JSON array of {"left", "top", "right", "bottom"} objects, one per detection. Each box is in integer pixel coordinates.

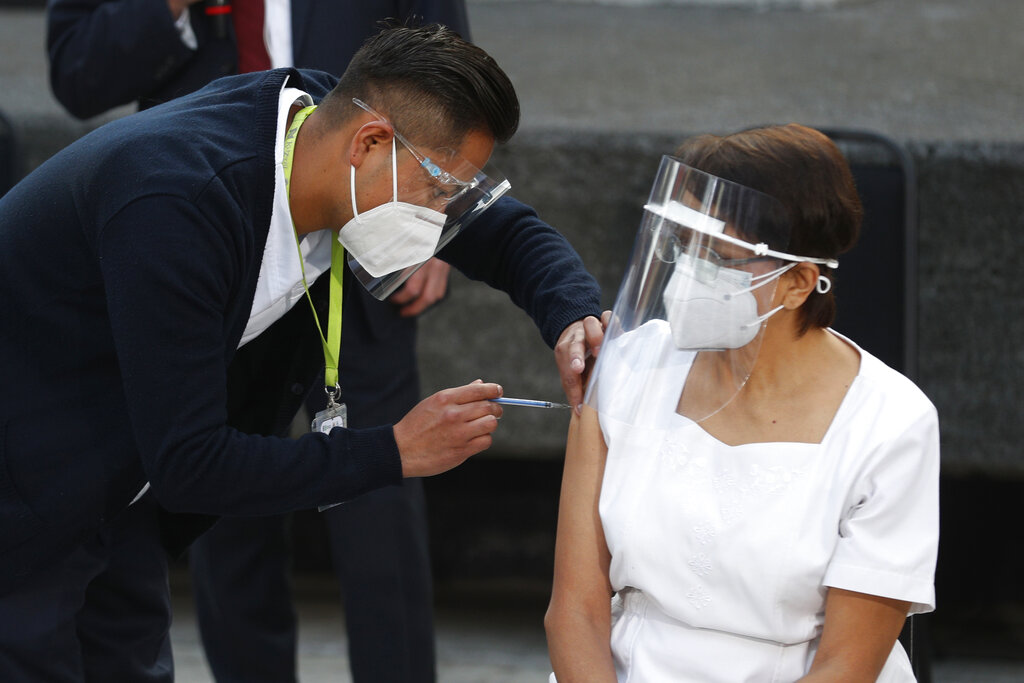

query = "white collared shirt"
[
  {"left": 264, "top": 0, "right": 293, "bottom": 68},
  {"left": 175, "top": 1, "right": 292, "bottom": 68},
  {"left": 239, "top": 84, "right": 332, "bottom": 347}
]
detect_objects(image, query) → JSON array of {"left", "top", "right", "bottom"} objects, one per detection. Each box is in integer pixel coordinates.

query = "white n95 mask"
[
  {"left": 338, "top": 138, "right": 447, "bottom": 278},
  {"left": 662, "top": 259, "right": 792, "bottom": 350}
]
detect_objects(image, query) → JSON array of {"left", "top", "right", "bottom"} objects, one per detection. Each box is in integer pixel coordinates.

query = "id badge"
[
  {"left": 314, "top": 398, "right": 348, "bottom": 512},
  {"left": 311, "top": 400, "right": 347, "bottom": 435}
]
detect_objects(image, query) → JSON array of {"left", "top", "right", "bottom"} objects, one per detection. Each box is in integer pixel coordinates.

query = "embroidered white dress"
[{"left": 592, "top": 321, "right": 939, "bottom": 682}]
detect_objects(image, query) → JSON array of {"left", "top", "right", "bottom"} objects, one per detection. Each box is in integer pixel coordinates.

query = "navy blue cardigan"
[{"left": 0, "top": 68, "right": 600, "bottom": 584}]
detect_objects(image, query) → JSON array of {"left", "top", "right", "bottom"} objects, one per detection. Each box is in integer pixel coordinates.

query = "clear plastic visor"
[
  {"left": 348, "top": 165, "right": 510, "bottom": 300},
  {"left": 348, "top": 99, "right": 511, "bottom": 299},
  {"left": 583, "top": 157, "right": 793, "bottom": 428}
]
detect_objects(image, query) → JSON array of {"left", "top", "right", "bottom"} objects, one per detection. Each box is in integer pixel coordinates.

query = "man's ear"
[
  {"left": 348, "top": 120, "right": 395, "bottom": 168},
  {"left": 781, "top": 262, "right": 820, "bottom": 309}
]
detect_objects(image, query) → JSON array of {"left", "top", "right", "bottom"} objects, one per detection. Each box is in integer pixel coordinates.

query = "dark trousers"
[
  {"left": 0, "top": 494, "right": 173, "bottom": 682},
  {"left": 189, "top": 478, "right": 434, "bottom": 683}
]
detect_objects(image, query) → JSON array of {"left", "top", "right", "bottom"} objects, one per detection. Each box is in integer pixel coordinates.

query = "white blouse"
[{"left": 594, "top": 321, "right": 939, "bottom": 682}]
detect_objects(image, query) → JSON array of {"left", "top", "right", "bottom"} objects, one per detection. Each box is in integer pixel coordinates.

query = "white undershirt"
[
  {"left": 176, "top": 1, "right": 293, "bottom": 68},
  {"left": 264, "top": 0, "right": 293, "bottom": 68}
]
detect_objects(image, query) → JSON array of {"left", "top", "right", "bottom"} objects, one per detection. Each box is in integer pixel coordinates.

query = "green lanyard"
[{"left": 282, "top": 105, "right": 344, "bottom": 394}]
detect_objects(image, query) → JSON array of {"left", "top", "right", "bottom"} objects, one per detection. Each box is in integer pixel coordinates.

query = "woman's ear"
[{"left": 780, "top": 262, "right": 820, "bottom": 309}]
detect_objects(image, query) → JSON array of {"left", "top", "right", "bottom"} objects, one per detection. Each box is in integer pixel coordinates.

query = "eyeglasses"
[
  {"left": 352, "top": 98, "right": 478, "bottom": 203},
  {"left": 657, "top": 235, "right": 778, "bottom": 269},
  {"left": 656, "top": 234, "right": 785, "bottom": 283}
]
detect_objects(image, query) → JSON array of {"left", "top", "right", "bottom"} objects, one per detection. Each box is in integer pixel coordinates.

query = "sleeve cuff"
[
  {"left": 542, "top": 302, "right": 603, "bottom": 349},
  {"left": 823, "top": 561, "right": 936, "bottom": 615},
  {"left": 320, "top": 424, "right": 403, "bottom": 507}
]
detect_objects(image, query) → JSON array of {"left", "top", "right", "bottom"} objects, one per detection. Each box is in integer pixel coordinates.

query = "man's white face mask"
[{"left": 337, "top": 138, "right": 447, "bottom": 278}]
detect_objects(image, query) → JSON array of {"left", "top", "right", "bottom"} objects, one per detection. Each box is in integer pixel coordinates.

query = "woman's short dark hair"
[
  {"left": 674, "top": 124, "right": 863, "bottom": 335},
  {"left": 320, "top": 24, "right": 519, "bottom": 150}
]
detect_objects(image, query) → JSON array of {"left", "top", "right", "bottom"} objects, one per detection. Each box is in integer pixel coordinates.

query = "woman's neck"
[{"left": 695, "top": 324, "right": 861, "bottom": 446}]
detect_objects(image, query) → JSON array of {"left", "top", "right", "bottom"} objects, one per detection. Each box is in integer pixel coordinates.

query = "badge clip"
[{"left": 311, "top": 384, "right": 347, "bottom": 435}]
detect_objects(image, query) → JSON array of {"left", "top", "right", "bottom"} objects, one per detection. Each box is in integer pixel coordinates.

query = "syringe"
[{"left": 489, "top": 397, "right": 571, "bottom": 409}]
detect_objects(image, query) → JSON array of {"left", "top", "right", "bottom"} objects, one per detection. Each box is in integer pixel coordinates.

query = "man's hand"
[
  {"left": 388, "top": 258, "right": 451, "bottom": 317},
  {"left": 554, "top": 312, "right": 610, "bottom": 414},
  {"left": 393, "top": 380, "right": 503, "bottom": 478}
]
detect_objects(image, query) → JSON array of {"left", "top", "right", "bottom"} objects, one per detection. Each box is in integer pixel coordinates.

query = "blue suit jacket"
[{"left": 47, "top": 0, "right": 470, "bottom": 119}]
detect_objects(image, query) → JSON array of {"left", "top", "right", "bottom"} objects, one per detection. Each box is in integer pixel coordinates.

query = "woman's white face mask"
[
  {"left": 337, "top": 138, "right": 447, "bottom": 278},
  {"left": 662, "top": 259, "right": 794, "bottom": 350}
]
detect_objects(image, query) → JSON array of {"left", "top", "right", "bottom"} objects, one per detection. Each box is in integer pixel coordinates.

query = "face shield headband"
[
  {"left": 646, "top": 200, "right": 839, "bottom": 275},
  {"left": 346, "top": 98, "right": 511, "bottom": 299},
  {"left": 583, "top": 156, "right": 840, "bottom": 429}
]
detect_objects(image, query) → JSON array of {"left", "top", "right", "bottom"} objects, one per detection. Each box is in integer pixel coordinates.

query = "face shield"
[
  {"left": 584, "top": 156, "right": 837, "bottom": 428},
  {"left": 345, "top": 99, "right": 511, "bottom": 299}
]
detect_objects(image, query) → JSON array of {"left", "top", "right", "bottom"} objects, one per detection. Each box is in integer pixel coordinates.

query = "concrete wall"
[
  {"left": 417, "top": 131, "right": 1024, "bottom": 476},
  {"left": 912, "top": 142, "right": 1024, "bottom": 475}
]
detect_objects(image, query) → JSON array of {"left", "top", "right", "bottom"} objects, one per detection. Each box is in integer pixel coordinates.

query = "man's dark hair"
[
  {"left": 319, "top": 24, "right": 519, "bottom": 149},
  {"left": 675, "top": 124, "right": 863, "bottom": 335}
]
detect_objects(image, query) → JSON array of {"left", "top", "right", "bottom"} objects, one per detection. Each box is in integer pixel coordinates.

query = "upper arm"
[
  {"left": 98, "top": 194, "right": 238, "bottom": 465},
  {"left": 803, "top": 587, "right": 911, "bottom": 682},
  {"left": 549, "top": 406, "right": 614, "bottom": 618},
  {"left": 805, "top": 393, "right": 938, "bottom": 681},
  {"left": 826, "top": 405, "right": 940, "bottom": 614},
  {"left": 47, "top": 0, "right": 192, "bottom": 118}
]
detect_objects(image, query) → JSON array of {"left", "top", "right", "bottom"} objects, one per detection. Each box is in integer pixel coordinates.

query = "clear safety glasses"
[{"left": 352, "top": 98, "right": 480, "bottom": 205}]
